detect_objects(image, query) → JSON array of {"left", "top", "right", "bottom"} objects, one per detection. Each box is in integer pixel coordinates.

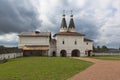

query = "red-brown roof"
[
  {"left": 23, "top": 45, "right": 49, "bottom": 50},
  {"left": 53, "top": 32, "right": 85, "bottom": 37}
]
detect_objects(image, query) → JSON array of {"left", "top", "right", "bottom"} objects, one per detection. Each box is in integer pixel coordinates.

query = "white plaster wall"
[
  {"left": 55, "top": 35, "right": 88, "bottom": 56},
  {"left": 94, "top": 53, "right": 120, "bottom": 56},
  {"left": 18, "top": 36, "right": 50, "bottom": 48},
  {"left": 18, "top": 34, "right": 93, "bottom": 57},
  {"left": 49, "top": 40, "right": 56, "bottom": 56},
  {"left": 60, "top": 27, "right": 67, "bottom": 32},
  {"left": 84, "top": 41, "right": 93, "bottom": 51},
  {"left": 0, "top": 53, "right": 23, "bottom": 60}
]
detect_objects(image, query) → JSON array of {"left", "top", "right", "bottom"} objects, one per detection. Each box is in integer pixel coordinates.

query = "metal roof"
[
  {"left": 60, "top": 15, "right": 67, "bottom": 28},
  {"left": 84, "top": 38, "right": 93, "bottom": 42},
  {"left": 18, "top": 32, "right": 51, "bottom": 37},
  {"left": 68, "top": 15, "right": 75, "bottom": 29},
  {"left": 53, "top": 31, "right": 85, "bottom": 37}
]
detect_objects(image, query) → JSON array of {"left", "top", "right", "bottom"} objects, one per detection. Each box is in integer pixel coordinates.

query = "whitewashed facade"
[
  {"left": 18, "top": 14, "right": 93, "bottom": 57},
  {"left": 53, "top": 32, "right": 93, "bottom": 57},
  {"left": 18, "top": 35, "right": 50, "bottom": 48},
  {"left": 18, "top": 32, "right": 52, "bottom": 56}
]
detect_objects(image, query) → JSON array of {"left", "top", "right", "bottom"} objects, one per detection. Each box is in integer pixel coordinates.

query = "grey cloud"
[
  {"left": 0, "top": 0, "right": 118, "bottom": 48},
  {"left": 0, "top": 0, "right": 41, "bottom": 34},
  {"left": 41, "top": 10, "right": 99, "bottom": 40},
  {"left": 44, "top": 15, "right": 99, "bottom": 40},
  {"left": 41, "top": 0, "right": 98, "bottom": 40},
  {"left": 75, "top": 19, "right": 99, "bottom": 39},
  {"left": 0, "top": 40, "right": 18, "bottom": 47},
  {"left": 106, "top": 42, "right": 120, "bottom": 48}
]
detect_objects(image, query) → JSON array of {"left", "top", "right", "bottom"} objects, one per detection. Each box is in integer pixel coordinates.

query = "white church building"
[{"left": 18, "top": 14, "right": 93, "bottom": 57}]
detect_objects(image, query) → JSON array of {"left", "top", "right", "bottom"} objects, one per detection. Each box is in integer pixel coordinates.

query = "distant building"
[{"left": 18, "top": 14, "right": 93, "bottom": 57}]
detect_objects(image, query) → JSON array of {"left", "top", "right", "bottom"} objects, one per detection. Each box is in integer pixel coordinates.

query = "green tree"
[
  {"left": 101, "top": 45, "right": 108, "bottom": 51},
  {"left": 97, "top": 46, "right": 100, "bottom": 50},
  {"left": 93, "top": 45, "right": 96, "bottom": 52}
]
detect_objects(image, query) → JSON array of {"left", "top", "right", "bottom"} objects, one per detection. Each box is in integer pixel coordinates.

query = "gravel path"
[{"left": 68, "top": 57, "right": 120, "bottom": 80}]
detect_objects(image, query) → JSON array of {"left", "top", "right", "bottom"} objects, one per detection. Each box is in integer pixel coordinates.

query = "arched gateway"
[
  {"left": 71, "top": 49, "right": 80, "bottom": 57},
  {"left": 60, "top": 50, "right": 67, "bottom": 57}
]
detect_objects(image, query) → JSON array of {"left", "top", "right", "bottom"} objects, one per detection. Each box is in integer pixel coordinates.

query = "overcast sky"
[{"left": 0, "top": 0, "right": 120, "bottom": 48}]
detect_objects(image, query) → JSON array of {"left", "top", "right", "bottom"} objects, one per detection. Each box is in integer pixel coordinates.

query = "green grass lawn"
[
  {"left": 0, "top": 57, "right": 92, "bottom": 80},
  {"left": 90, "top": 56, "right": 120, "bottom": 60}
]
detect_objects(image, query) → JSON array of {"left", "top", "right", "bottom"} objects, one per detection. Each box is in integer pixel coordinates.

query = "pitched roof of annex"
[
  {"left": 18, "top": 31, "right": 51, "bottom": 37},
  {"left": 84, "top": 38, "right": 93, "bottom": 42}
]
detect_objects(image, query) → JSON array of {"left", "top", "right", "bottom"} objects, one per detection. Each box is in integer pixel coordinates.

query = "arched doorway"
[
  {"left": 60, "top": 50, "right": 67, "bottom": 57},
  {"left": 71, "top": 49, "right": 80, "bottom": 57},
  {"left": 52, "top": 51, "right": 56, "bottom": 57},
  {"left": 88, "top": 50, "right": 92, "bottom": 56}
]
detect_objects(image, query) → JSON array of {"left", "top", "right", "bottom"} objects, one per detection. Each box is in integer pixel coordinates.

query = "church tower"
[
  {"left": 60, "top": 14, "right": 67, "bottom": 32},
  {"left": 68, "top": 14, "right": 75, "bottom": 32}
]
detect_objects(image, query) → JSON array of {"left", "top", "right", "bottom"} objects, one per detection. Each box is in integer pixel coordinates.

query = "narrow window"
[
  {"left": 75, "top": 40, "right": 77, "bottom": 45},
  {"left": 62, "top": 41, "right": 64, "bottom": 44},
  {"left": 86, "top": 42, "right": 88, "bottom": 45}
]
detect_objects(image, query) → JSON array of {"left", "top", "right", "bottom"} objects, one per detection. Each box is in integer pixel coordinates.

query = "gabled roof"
[
  {"left": 18, "top": 32, "right": 51, "bottom": 37},
  {"left": 84, "top": 38, "right": 93, "bottom": 42},
  {"left": 53, "top": 31, "right": 85, "bottom": 37}
]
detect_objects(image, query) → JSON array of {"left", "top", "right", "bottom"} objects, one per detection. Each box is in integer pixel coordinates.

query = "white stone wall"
[
  {"left": 0, "top": 53, "right": 23, "bottom": 60},
  {"left": 55, "top": 35, "right": 92, "bottom": 56},
  {"left": 49, "top": 40, "right": 56, "bottom": 56},
  {"left": 18, "top": 36, "right": 51, "bottom": 56},
  {"left": 18, "top": 33, "right": 93, "bottom": 57},
  {"left": 18, "top": 36, "right": 50, "bottom": 48},
  {"left": 60, "top": 27, "right": 67, "bottom": 32},
  {"left": 94, "top": 53, "right": 120, "bottom": 56},
  {"left": 84, "top": 41, "right": 93, "bottom": 51}
]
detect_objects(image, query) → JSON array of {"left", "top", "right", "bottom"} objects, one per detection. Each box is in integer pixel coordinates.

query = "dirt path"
[{"left": 68, "top": 58, "right": 120, "bottom": 80}]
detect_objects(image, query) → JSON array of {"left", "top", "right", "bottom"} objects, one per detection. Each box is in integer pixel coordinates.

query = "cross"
[
  {"left": 71, "top": 10, "right": 73, "bottom": 15},
  {"left": 63, "top": 10, "right": 65, "bottom": 15}
]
